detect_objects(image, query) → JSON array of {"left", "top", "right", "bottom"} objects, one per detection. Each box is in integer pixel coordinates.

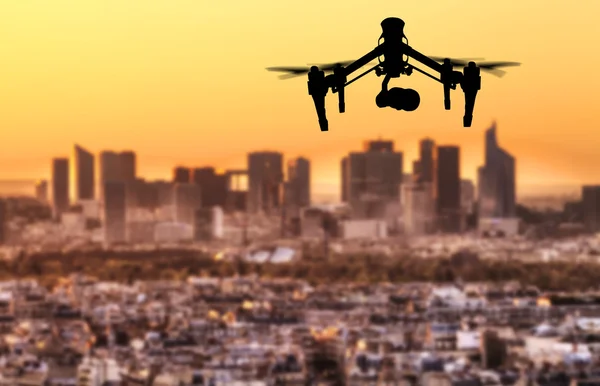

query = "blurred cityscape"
[
  {"left": 2, "top": 122, "right": 600, "bottom": 385},
  {"left": 0, "top": 121, "right": 597, "bottom": 251}
]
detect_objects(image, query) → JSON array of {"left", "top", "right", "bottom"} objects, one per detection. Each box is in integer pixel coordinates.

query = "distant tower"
[
  {"left": 74, "top": 144, "right": 95, "bottom": 201},
  {"left": 99, "top": 150, "right": 137, "bottom": 203},
  {"left": 52, "top": 158, "right": 70, "bottom": 216},
  {"left": 477, "top": 122, "right": 516, "bottom": 219},
  {"left": 340, "top": 139, "right": 403, "bottom": 218},
  {"left": 173, "top": 167, "right": 191, "bottom": 184},
  {"left": 436, "top": 146, "right": 462, "bottom": 232},
  {"left": 103, "top": 181, "right": 127, "bottom": 244},
  {"left": 247, "top": 152, "right": 284, "bottom": 213},
  {"left": 174, "top": 183, "right": 202, "bottom": 225},
  {"left": 286, "top": 157, "right": 311, "bottom": 208}
]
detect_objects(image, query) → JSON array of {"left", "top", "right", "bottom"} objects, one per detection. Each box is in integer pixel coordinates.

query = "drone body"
[{"left": 267, "top": 17, "right": 520, "bottom": 131}]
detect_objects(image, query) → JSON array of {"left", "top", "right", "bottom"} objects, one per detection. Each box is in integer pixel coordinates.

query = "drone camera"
[{"left": 377, "top": 87, "right": 420, "bottom": 111}]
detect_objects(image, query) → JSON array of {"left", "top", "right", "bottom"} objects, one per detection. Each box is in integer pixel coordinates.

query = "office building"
[
  {"left": 436, "top": 146, "right": 462, "bottom": 232},
  {"left": 582, "top": 185, "right": 600, "bottom": 233},
  {"left": 225, "top": 170, "right": 248, "bottom": 212},
  {"left": 103, "top": 181, "right": 127, "bottom": 244},
  {"left": 461, "top": 179, "right": 476, "bottom": 215},
  {"left": 74, "top": 145, "right": 95, "bottom": 201},
  {"left": 119, "top": 151, "right": 136, "bottom": 181},
  {"left": 341, "top": 139, "right": 403, "bottom": 218},
  {"left": 173, "top": 167, "right": 191, "bottom": 184},
  {"left": 192, "top": 167, "right": 228, "bottom": 208},
  {"left": 286, "top": 157, "right": 311, "bottom": 209},
  {"left": 247, "top": 151, "right": 284, "bottom": 213},
  {"left": 477, "top": 122, "right": 516, "bottom": 218},
  {"left": 415, "top": 138, "right": 436, "bottom": 184},
  {"left": 52, "top": 158, "right": 70, "bottom": 216},
  {"left": 402, "top": 182, "right": 435, "bottom": 236},
  {"left": 174, "top": 183, "right": 202, "bottom": 225},
  {"left": 99, "top": 150, "right": 137, "bottom": 203}
]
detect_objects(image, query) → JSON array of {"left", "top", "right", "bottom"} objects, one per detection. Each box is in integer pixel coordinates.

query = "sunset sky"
[{"left": 1, "top": 0, "right": 599, "bottom": 200}]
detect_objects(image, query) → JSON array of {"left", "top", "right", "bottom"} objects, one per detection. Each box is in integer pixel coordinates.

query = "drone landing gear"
[{"left": 375, "top": 74, "right": 421, "bottom": 112}]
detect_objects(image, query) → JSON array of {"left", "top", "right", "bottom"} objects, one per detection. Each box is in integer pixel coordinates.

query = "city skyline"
[
  {"left": 0, "top": 126, "right": 583, "bottom": 202},
  {"left": 0, "top": 1, "right": 599, "bottom": 198}
]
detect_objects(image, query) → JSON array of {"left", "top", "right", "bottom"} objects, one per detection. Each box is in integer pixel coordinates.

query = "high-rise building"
[
  {"left": 402, "top": 182, "right": 436, "bottom": 235},
  {"left": 341, "top": 139, "right": 403, "bottom": 218},
  {"left": 461, "top": 179, "right": 476, "bottom": 215},
  {"left": 52, "top": 158, "right": 70, "bottom": 216},
  {"left": 103, "top": 181, "right": 127, "bottom": 243},
  {"left": 174, "top": 183, "right": 202, "bottom": 225},
  {"left": 74, "top": 145, "right": 95, "bottom": 201},
  {"left": 286, "top": 157, "right": 311, "bottom": 209},
  {"left": 477, "top": 122, "right": 516, "bottom": 218},
  {"left": 416, "top": 138, "right": 436, "bottom": 184},
  {"left": 247, "top": 152, "right": 284, "bottom": 213},
  {"left": 0, "top": 199, "right": 6, "bottom": 245},
  {"left": 99, "top": 150, "right": 137, "bottom": 203},
  {"left": 173, "top": 167, "right": 191, "bottom": 184},
  {"left": 192, "top": 167, "right": 228, "bottom": 208},
  {"left": 35, "top": 180, "right": 48, "bottom": 203},
  {"left": 100, "top": 151, "right": 122, "bottom": 184},
  {"left": 341, "top": 158, "right": 348, "bottom": 202},
  {"left": 119, "top": 151, "right": 136, "bottom": 181},
  {"left": 436, "top": 146, "right": 462, "bottom": 232},
  {"left": 582, "top": 185, "right": 600, "bottom": 233}
]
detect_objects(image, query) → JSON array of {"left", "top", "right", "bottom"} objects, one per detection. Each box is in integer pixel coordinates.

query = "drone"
[{"left": 266, "top": 17, "right": 521, "bottom": 131}]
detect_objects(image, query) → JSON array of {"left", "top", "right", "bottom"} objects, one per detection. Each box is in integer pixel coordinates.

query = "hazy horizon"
[{"left": 2, "top": 1, "right": 600, "bottom": 195}]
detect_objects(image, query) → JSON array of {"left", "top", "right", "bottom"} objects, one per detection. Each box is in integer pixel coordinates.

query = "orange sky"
[{"left": 1, "top": 0, "right": 599, "bottom": 199}]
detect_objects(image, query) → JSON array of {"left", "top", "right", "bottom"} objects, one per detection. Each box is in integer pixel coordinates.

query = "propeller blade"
[
  {"left": 307, "top": 60, "right": 355, "bottom": 71},
  {"left": 477, "top": 61, "right": 521, "bottom": 70},
  {"left": 429, "top": 56, "right": 486, "bottom": 67},
  {"left": 278, "top": 73, "right": 306, "bottom": 80},
  {"left": 265, "top": 66, "right": 311, "bottom": 75},
  {"left": 481, "top": 68, "right": 507, "bottom": 78}
]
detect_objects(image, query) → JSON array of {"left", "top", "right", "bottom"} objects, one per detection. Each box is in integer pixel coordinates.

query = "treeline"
[{"left": 0, "top": 248, "right": 598, "bottom": 291}]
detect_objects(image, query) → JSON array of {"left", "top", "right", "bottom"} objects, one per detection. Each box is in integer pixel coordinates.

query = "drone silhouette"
[{"left": 266, "top": 17, "right": 521, "bottom": 131}]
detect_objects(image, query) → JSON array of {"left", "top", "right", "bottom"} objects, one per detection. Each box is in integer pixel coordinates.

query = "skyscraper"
[
  {"left": 461, "top": 179, "right": 476, "bottom": 215},
  {"left": 247, "top": 151, "right": 284, "bottom": 213},
  {"left": 173, "top": 167, "right": 191, "bottom": 184},
  {"left": 119, "top": 151, "right": 136, "bottom": 181},
  {"left": 341, "top": 139, "right": 403, "bottom": 218},
  {"left": 477, "top": 122, "right": 516, "bottom": 218},
  {"left": 174, "top": 183, "right": 202, "bottom": 225},
  {"left": 582, "top": 185, "right": 600, "bottom": 233},
  {"left": 74, "top": 145, "right": 95, "bottom": 201},
  {"left": 104, "top": 181, "right": 127, "bottom": 243},
  {"left": 52, "top": 158, "right": 69, "bottom": 216},
  {"left": 436, "top": 146, "right": 462, "bottom": 232},
  {"left": 286, "top": 157, "right": 311, "bottom": 208},
  {"left": 99, "top": 150, "right": 137, "bottom": 203},
  {"left": 416, "top": 139, "right": 436, "bottom": 181},
  {"left": 192, "top": 167, "right": 228, "bottom": 208}
]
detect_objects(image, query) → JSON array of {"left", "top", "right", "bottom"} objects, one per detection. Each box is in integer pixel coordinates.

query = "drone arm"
[
  {"left": 338, "top": 43, "right": 386, "bottom": 83},
  {"left": 407, "top": 64, "right": 442, "bottom": 84},
  {"left": 402, "top": 44, "right": 444, "bottom": 75}
]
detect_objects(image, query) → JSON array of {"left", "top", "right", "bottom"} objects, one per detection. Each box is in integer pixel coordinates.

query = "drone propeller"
[
  {"left": 429, "top": 56, "right": 521, "bottom": 78},
  {"left": 266, "top": 60, "right": 368, "bottom": 80}
]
